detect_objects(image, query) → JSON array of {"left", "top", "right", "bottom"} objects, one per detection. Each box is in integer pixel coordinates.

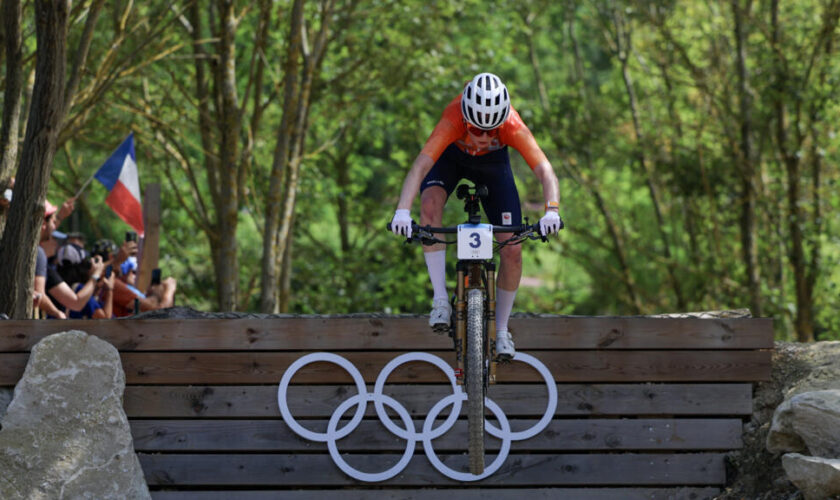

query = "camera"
[
  {"left": 126, "top": 231, "right": 138, "bottom": 242},
  {"left": 91, "top": 239, "right": 117, "bottom": 262},
  {"left": 151, "top": 268, "right": 161, "bottom": 286}
]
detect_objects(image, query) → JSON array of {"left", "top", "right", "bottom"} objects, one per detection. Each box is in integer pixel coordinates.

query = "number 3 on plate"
[{"left": 457, "top": 224, "right": 493, "bottom": 260}]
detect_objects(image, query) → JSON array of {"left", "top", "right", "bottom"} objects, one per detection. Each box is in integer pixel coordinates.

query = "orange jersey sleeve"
[{"left": 420, "top": 96, "right": 465, "bottom": 162}]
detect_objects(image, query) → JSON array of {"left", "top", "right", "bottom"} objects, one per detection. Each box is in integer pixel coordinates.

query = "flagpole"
[{"left": 73, "top": 171, "right": 97, "bottom": 199}]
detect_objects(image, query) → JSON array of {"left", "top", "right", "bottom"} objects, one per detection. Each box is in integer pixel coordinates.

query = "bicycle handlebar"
[
  {"left": 387, "top": 221, "right": 551, "bottom": 246},
  {"left": 387, "top": 222, "right": 540, "bottom": 234}
]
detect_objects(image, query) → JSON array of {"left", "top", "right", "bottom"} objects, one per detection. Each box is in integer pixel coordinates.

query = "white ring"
[
  {"left": 277, "top": 352, "right": 367, "bottom": 442},
  {"left": 485, "top": 352, "right": 557, "bottom": 440},
  {"left": 422, "top": 394, "right": 512, "bottom": 481},
  {"left": 327, "top": 393, "right": 416, "bottom": 482},
  {"left": 373, "top": 352, "right": 462, "bottom": 441}
]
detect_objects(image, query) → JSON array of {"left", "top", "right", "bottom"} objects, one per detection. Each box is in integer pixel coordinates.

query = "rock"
[
  {"left": 767, "top": 396, "right": 809, "bottom": 454},
  {"left": 782, "top": 453, "right": 840, "bottom": 500},
  {"left": 0, "top": 330, "right": 150, "bottom": 499},
  {"left": 0, "top": 388, "right": 11, "bottom": 423},
  {"left": 768, "top": 390, "right": 840, "bottom": 457}
]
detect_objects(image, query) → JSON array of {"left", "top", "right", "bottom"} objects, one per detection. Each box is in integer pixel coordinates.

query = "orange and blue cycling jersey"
[{"left": 420, "top": 94, "right": 549, "bottom": 169}]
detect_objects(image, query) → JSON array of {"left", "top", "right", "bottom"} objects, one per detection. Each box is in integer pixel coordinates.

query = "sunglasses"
[{"left": 465, "top": 123, "right": 497, "bottom": 137}]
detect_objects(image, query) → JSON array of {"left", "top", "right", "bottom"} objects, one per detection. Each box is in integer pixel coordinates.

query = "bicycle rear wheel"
[{"left": 465, "top": 288, "right": 485, "bottom": 474}]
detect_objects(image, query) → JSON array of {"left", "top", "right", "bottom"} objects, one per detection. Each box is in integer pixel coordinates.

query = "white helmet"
[{"left": 461, "top": 72, "right": 510, "bottom": 130}]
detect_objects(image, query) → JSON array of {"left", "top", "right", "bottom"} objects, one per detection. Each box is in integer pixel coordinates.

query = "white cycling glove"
[
  {"left": 391, "top": 209, "right": 413, "bottom": 238},
  {"left": 540, "top": 210, "right": 563, "bottom": 236}
]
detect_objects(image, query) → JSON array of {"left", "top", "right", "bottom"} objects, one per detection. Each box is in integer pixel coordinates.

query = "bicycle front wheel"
[{"left": 466, "top": 288, "right": 485, "bottom": 474}]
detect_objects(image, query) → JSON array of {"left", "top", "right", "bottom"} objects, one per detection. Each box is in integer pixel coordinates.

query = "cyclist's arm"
[
  {"left": 532, "top": 160, "right": 560, "bottom": 209},
  {"left": 396, "top": 153, "right": 436, "bottom": 210}
]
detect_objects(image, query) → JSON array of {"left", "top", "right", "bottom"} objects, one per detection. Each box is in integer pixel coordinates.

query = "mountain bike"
[{"left": 388, "top": 183, "right": 553, "bottom": 474}]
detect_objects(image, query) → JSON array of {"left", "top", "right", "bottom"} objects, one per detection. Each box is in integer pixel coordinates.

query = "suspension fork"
[
  {"left": 454, "top": 262, "right": 466, "bottom": 384},
  {"left": 486, "top": 261, "right": 497, "bottom": 385}
]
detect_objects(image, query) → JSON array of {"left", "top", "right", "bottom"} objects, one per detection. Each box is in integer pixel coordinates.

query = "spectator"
[
  {"left": 112, "top": 256, "right": 177, "bottom": 317},
  {"left": 66, "top": 231, "right": 86, "bottom": 249},
  {"left": 33, "top": 200, "right": 67, "bottom": 319},
  {"left": 34, "top": 200, "right": 103, "bottom": 316},
  {"left": 55, "top": 243, "right": 113, "bottom": 319}
]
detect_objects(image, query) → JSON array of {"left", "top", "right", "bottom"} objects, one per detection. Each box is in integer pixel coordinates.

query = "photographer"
[
  {"left": 55, "top": 243, "right": 113, "bottom": 319},
  {"left": 112, "top": 257, "right": 176, "bottom": 316},
  {"left": 110, "top": 232, "right": 177, "bottom": 316}
]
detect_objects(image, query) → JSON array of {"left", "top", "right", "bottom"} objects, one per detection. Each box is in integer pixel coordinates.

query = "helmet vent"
[{"left": 461, "top": 72, "right": 510, "bottom": 130}]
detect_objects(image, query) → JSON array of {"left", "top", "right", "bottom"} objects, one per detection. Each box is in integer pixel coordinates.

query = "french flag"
[{"left": 94, "top": 133, "right": 144, "bottom": 236}]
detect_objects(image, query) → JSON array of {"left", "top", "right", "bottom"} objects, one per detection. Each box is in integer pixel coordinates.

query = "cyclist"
[{"left": 390, "top": 72, "right": 563, "bottom": 358}]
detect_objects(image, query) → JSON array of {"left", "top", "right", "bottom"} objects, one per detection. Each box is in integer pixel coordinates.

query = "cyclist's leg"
[{"left": 420, "top": 146, "right": 462, "bottom": 329}]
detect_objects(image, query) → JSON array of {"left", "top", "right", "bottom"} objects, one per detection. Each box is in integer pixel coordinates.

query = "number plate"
[{"left": 457, "top": 224, "right": 493, "bottom": 260}]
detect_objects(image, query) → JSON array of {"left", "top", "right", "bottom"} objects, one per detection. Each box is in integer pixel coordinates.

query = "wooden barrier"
[{"left": 0, "top": 316, "right": 773, "bottom": 499}]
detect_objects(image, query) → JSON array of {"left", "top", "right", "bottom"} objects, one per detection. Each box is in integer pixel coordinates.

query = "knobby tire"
[{"left": 466, "top": 288, "right": 485, "bottom": 474}]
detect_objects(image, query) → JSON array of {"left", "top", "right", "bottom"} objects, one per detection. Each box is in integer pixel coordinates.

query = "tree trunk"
[
  {"left": 0, "top": 0, "right": 69, "bottom": 318},
  {"left": 277, "top": 214, "right": 295, "bottom": 312},
  {"left": 0, "top": 0, "right": 23, "bottom": 237},
  {"left": 261, "top": 0, "right": 336, "bottom": 313},
  {"left": 214, "top": 0, "right": 242, "bottom": 311},
  {"left": 731, "top": 0, "right": 762, "bottom": 317},
  {"left": 261, "top": 0, "right": 304, "bottom": 313},
  {"left": 770, "top": 0, "right": 811, "bottom": 341}
]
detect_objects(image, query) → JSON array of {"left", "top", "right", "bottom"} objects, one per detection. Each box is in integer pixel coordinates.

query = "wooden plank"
[
  {"left": 1, "top": 347, "right": 768, "bottom": 385},
  {"left": 150, "top": 488, "right": 721, "bottom": 500},
  {"left": 123, "top": 383, "right": 753, "bottom": 418},
  {"left": 115, "top": 350, "right": 771, "bottom": 384},
  {"left": 130, "top": 418, "right": 743, "bottom": 452},
  {"left": 0, "top": 317, "right": 774, "bottom": 351},
  {"left": 138, "top": 452, "right": 726, "bottom": 486}
]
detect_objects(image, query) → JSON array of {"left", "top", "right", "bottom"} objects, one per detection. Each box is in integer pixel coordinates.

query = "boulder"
[
  {"left": 767, "top": 390, "right": 840, "bottom": 457},
  {"left": 0, "top": 387, "right": 11, "bottom": 423},
  {"left": 782, "top": 453, "right": 840, "bottom": 500},
  {"left": 0, "top": 330, "right": 150, "bottom": 499}
]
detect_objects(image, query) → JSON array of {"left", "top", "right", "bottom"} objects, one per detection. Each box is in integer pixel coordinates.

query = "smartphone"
[
  {"left": 151, "top": 268, "right": 161, "bottom": 285},
  {"left": 105, "top": 264, "right": 113, "bottom": 278},
  {"left": 126, "top": 231, "right": 138, "bottom": 242}
]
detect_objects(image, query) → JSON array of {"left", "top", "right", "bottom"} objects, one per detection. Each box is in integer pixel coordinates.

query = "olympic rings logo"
[{"left": 277, "top": 351, "right": 557, "bottom": 482}]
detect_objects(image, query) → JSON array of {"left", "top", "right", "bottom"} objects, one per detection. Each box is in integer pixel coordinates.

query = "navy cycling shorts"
[{"left": 421, "top": 144, "right": 522, "bottom": 227}]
